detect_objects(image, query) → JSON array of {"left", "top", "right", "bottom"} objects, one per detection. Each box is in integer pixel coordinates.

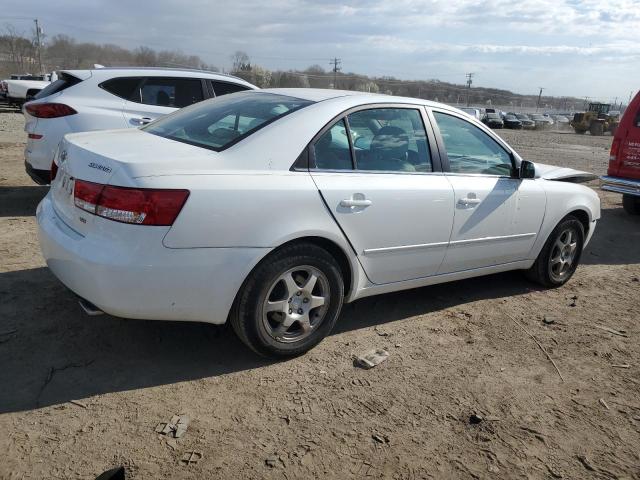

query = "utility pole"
[
  {"left": 465, "top": 73, "right": 474, "bottom": 106},
  {"left": 536, "top": 87, "right": 544, "bottom": 112},
  {"left": 329, "top": 57, "right": 341, "bottom": 89},
  {"left": 34, "top": 18, "right": 43, "bottom": 74}
]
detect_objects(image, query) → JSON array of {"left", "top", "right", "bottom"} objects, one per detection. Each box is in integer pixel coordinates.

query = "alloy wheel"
[
  {"left": 548, "top": 228, "right": 578, "bottom": 282},
  {"left": 261, "top": 265, "right": 330, "bottom": 343}
]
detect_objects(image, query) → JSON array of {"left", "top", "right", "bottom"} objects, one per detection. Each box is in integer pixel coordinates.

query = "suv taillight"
[
  {"left": 609, "top": 138, "right": 621, "bottom": 162},
  {"left": 25, "top": 103, "right": 77, "bottom": 118},
  {"left": 73, "top": 180, "right": 189, "bottom": 226}
]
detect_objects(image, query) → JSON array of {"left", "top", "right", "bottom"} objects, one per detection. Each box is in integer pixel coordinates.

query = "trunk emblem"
[{"left": 88, "top": 162, "right": 112, "bottom": 174}]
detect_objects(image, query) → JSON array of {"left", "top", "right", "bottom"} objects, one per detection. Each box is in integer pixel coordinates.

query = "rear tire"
[
  {"left": 590, "top": 122, "right": 604, "bottom": 136},
  {"left": 525, "top": 216, "right": 585, "bottom": 287},
  {"left": 230, "top": 243, "right": 344, "bottom": 358},
  {"left": 622, "top": 195, "right": 640, "bottom": 215}
]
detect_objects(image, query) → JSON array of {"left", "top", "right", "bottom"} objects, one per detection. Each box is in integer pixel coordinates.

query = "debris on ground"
[
  {"left": 469, "top": 414, "right": 484, "bottom": 425},
  {"left": 353, "top": 349, "right": 389, "bottom": 369},
  {"left": 577, "top": 455, "right": 595, "bottom": 471},
  {"left": 374, "top": 327, "right": 389, "bottom": 337},
  {"left": 543, "top": 316, "right": 556, "bottom": 325},
  {"left": 69, "top": 399, "right": 88, "bottom": 409},
  {"left": 372, "top": 433, "right": 390, "bottom": 444},
  {"left": 592, "top": 325, "right": 629, "bottom": 337},
  {"left": 180, "top": 451, "right": 202, "bottom": 466},
  {"left": 155, "top": 414, "right": 190, "bottom": 439},
  {"left": 599, "top": 398, "right": 610, "bottom": 410},
  {"left": 95, "top": 466, "right": 125, "bottom": 480},
  {"left": 611, "top": 364, "right": 631, "bottom": 368},
  {"left": 265, "top": 455, "right": 278, "bottom": 468}
]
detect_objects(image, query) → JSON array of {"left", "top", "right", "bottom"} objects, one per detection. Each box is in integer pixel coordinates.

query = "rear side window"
[
  {"left": 314, "top": 120, "right": 353, "bottom": 170},
  {"left": 34, "top": 73, "right": 82, "bottom": 100},
  {"left": 143, "top": 92, "right": 313, "bottom": 151},
  {"left": 139, "top": 77, "right": 204, "bottom": 108},
  {"left": 212, "top": 80, "right": 249, "bottom": 97},
  {"left": 100, "top": 77, "right": 142, "bottom": 100}
]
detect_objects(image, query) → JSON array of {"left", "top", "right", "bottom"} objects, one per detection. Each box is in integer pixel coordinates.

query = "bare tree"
[{"left": 230, "top": 50, "right": 250, "bottom": 72}]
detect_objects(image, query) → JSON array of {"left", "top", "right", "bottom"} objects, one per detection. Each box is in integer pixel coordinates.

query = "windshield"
[{"left": 143, "top": 91, "right": 313, "bottom": 151}]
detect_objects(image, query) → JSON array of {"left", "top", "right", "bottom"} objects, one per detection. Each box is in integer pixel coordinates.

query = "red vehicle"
[{"left": 601, "top": 91, "right": 640, "bottom": 214}]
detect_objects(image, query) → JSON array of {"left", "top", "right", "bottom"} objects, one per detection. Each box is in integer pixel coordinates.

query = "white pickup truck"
[{"left": 0, "top": 73, "right": 55, "bottom": 108}]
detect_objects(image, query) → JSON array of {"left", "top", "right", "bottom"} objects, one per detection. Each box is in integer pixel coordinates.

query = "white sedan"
[{"left": 37, "top": 89, "right": 600, "bottom": 357}]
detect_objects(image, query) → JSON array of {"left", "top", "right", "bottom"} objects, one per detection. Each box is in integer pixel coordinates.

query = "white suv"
[{"left": 23, "top": 67, "right": 257, "bottom": 184}]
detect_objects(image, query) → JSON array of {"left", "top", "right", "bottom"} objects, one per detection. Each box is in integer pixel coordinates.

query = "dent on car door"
[
  {"left": 121, "top": 77, "right": 206, "bottom": 127},
  {"left": 431, "top": 110, "right": 546, "bottom": 273},
  {"left": 310, "top": 106, "right": 455, "bottom": 285}
]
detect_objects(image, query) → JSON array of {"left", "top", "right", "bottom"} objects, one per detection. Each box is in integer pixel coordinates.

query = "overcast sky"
[{"left": 3, "top": 0, "right": 638, "bottom": 101}]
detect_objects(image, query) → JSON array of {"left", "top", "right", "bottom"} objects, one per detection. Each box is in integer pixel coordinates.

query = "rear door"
[
  {"left": 309, "top": 105, "right": 454, "bottom": 285},
  {"left": 430, "top": 109, "right": 545, "bottom": 273},
  {"left": 122, "top": 76, "right": 208, "bottom": 127}
]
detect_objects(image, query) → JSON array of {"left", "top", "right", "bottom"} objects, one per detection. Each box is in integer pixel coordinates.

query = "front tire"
[
  {"left": 623, "top": 194, "right": 640, "bottom": 215},
  {"left": 525, "top": 216, "right": 585, "bottom": 287},
  {"left": 230, "top": 243, "right": 344, "bottom": 358}
]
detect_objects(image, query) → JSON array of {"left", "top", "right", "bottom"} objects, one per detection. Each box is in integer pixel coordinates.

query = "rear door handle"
[{"left": 340, "top": 196, "right": 372, "bottom": 208}]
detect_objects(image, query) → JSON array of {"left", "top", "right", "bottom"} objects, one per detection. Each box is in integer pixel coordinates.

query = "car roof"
[
  {"left": 255, "top": 88, "right": 456, "bottom": 110},
  {"left": 59, "top": 67, "right": 254, "bottom": 86}
]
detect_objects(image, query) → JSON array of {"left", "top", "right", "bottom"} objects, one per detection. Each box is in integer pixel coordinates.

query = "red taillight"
[
  {"left": 50, "top": 160, "right": 59, "bottom": 182},
  {"left": 28, "top": 133, "right": 43, "bottom": 139},
  {"left": 610, "top": 138, "right": 621, "bottom": 162},
  {"left": 25, "top": 103, "right": 77, "bottom": 119},
  {"left": 73, "top": 180, "right": 189, "bottom": 226}
]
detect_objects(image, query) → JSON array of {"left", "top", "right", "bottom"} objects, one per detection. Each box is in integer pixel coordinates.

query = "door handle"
[
  {"left": 340, "top": 198, "right": 372, "bottom": 208},
  {"left": 457, "top": 197, "right": 481, "bottom": 207},
  {"left": 132, "top": 117, "right": 152, "bottom": 125}
]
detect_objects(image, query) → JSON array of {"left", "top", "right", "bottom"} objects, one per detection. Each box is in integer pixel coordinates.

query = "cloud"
[{"left": 1, "top": 0, "right": 637, "bottom": 98}]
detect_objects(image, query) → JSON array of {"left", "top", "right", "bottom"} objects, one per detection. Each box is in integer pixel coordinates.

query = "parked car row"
[{"left": 459, "top": 107, "right": 571, "bottom": 131}]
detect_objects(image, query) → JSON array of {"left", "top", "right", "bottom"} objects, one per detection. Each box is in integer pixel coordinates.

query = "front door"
[
  {"left": 431, "top": 110, "right": 546, "bottom": 273},
  {"left": 309, "top": 107, "right": 455, "bottom": 284}
]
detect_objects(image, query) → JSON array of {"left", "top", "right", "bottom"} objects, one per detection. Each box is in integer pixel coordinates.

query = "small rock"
[
  {"left": 632, "top": 277, "right": 639, "bottom": 282},
  {"left": 488, "top": 465, "right": 499, "bottom": 473},
  {"left": 265, "top": 455, "right": 278, "bottom": 468},
  {"left": 469, "top": 414, "right": 484, "bottom": 425},
  {"left": 543, "top": 316, "right": 556, "bottom": 325}
]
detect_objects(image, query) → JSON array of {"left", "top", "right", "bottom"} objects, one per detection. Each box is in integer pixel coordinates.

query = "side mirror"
[{"left": 519, "top": 160, "right": 536, "bottom": 179}]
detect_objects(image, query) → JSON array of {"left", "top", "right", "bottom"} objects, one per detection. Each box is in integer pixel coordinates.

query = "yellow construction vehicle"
[{"left": 570, "top": 103, "right": 619, "bottom": 135}]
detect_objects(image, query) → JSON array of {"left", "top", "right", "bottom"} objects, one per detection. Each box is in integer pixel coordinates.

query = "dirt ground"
[{"left": 1, "top": 108, "right": 639, "bottom": 480}]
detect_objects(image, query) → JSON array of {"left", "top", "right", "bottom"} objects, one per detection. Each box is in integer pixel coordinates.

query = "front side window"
[
  {"left": 144, "top": 92, "right": 313, "bottom": 151},
  {"left": 138, "top": 77, "right": 204, "bottom": 108},
  {"left": 433, "top": 111, "right": 513, "bottom": 176}
]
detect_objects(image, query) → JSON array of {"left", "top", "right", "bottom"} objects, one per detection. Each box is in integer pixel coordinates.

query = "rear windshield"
[
  {"left": 34, "top": 73, "right": 82, "bottom": 99},
  {"left": 143, "top": 92, "right": 313, "bottom": 151}
]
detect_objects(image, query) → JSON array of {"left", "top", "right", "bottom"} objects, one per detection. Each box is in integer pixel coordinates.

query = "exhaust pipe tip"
[{"left": 78, "top": 298, "right": 104, "bottom": 316}]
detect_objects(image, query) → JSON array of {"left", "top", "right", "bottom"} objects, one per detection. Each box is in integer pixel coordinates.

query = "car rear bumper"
[
  {"left": 25, "top": 160, "right": 50, "bottom": 185},
  {"left": 600, "top": 176, "right": 640, "bottom": 197},
  {"left": 36, "top": 194, "right": 269, "bottom": 324}
]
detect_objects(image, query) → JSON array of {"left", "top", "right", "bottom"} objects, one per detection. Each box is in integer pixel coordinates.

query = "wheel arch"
[{"left": 227, "top": 234, "right": 359, "bottom": 324}]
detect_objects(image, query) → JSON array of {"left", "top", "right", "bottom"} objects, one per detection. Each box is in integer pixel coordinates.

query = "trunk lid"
[{"left": 50, "top": 128, "right": 217, "bottom": 234}]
